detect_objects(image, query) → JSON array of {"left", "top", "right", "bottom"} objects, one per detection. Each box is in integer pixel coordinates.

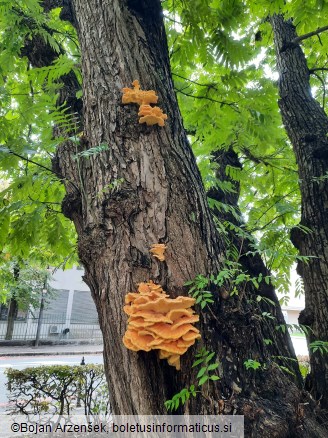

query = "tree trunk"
[
  {"left": 5, "top": 298, "right": 18, "bottom": 340},
  {"left": 208, "top": 148, "right": 298, "bottom": 364},
  {"left": 5, "top": 265, "right": 20, "bottom": 340},
  {"left": 271, "top": 14, "right": 328, "bottom": 410},
  {"left": 59, "top": 1, "right": 305, "bottom": 434},
  {"left": 20, "top": 1, "right": 326, "bottom": 436}
]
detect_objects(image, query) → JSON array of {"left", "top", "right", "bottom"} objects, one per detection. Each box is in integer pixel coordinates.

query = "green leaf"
[
  {"left": 196, "top": 367, "right": 207, "bottom": 379},
  {"left": 73, "top": 143, "right": 109, "bottom": 160},
  {"left": 200, "top": 301, "right": 207, "bottom": 309},
  {"left": 198, "top": 375, "right": 209, "bottom": 386},
  {"left": 205, "top": 352, "right": 215, "bottom": 363},
  {"left": 209, "top": 375, "right": 220, "bottom": 381},
  {"left": 207, "top": 363, "right": 219, "bottom": 371},
  {"left": 192, "top": 358, "right": 204, "bottom": 367},
  {"left": 264, "top": 339, "right": 273, "bottom": 345}
]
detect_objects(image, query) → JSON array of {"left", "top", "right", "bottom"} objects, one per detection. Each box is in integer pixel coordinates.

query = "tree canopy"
[
  {"left": 1, "top": 0, "right": 328, "bottom": 434},
  {"left": 2, "top": 0, "right": 326, "bottom": 290}
]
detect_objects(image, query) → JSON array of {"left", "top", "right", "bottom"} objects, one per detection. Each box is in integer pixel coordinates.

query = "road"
[
  {"left": 0, "top": 338, "right": 307, "bottom": 413},
  {"left": 0, "top": 354, "right": 103, "bottom": 412}
]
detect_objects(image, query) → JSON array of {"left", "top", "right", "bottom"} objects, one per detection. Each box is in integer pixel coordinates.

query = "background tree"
[
  {"left": 270, "top": 12, "right": 328, "bottom": 410},
  {"left": 0, "top": 259, "right": 54, "bottom": 340},
  {"left": 165, "top": 0, "right": 328, "bottom": 410},
  {"left": 0, "top": 0, "right": 327, "bottom": 436}
]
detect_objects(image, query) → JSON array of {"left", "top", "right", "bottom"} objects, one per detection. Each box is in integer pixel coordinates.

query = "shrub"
[{"left": 5, "top": 364, "right": 109, "bottom": 415}]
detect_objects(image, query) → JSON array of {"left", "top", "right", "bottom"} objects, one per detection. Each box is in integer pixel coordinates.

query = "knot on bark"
[
  {"left": 78, "top": 227, "right": 108, "bottom": 262},
  {"left": 299, "top": 307, "right": 314, "bottom": 326},
  {"left": 102, "top": 188, "right": 139, "bottom": 219},
  {"left": 61, "top": 191, "right": 82, "bottom": 220},
  {"left": 130, "top": 247, "right": 151, "bottom": 268},
  {"left": 279, "top": 41, "right": 299, "bottom": 53},
  {"left": 290, "top": 225, "right": 309, "bottom": 251}
]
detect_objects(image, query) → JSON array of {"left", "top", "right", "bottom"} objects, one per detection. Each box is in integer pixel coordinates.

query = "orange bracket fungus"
[
  {"left": 149, "top": 243, "right": 167, "bottom": 261},
  {"left": 121, "top": 80, "right": 167, "bottom": 127},
  {"left": 122, "top": 80, "right": 158, "bottom": 105},
  {"left": 138, "top": 105, "right": 168, "bottom": 127},
  {"left": 123, "top": 281, "right": 201, "bottom": 370}
]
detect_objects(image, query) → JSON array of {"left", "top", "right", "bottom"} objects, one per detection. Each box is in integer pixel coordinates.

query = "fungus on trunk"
[
  {"left": 122, "top": 80, "right": 168, "bottom": 126},
  {"left": 123, "top": 281, "right": 201, "bottom": 370}
]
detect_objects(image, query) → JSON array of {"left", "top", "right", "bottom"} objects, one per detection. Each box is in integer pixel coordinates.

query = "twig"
[
  {"left": 241, "top": 147, "right": 298, "bottom": 173},
  {"left": 280, "top": 25, "right": 328, "bottom": 52},
  {"left": 163, "top": 14, "right": 183, "bottom": 25},
  {"left": 28, "top": 195, "right": 61, "bottom": 207},
  {"left": 6, "top": 149, "right": 54, "bottom": 174}
]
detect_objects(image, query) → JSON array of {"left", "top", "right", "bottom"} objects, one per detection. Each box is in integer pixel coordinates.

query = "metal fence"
[{"left": 0, "top": 315, "right": 102, "bottom": 342}]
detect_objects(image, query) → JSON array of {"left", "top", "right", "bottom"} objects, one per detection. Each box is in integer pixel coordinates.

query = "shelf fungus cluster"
[
  {"left": 123, "top": 281, "right": 201, "bottom": 370},
  {"left": 122, "top": 80, "right": 167, "bottom": 127},
  {"left": 149, "top": 243, "right": 167, "bottom": 261}
]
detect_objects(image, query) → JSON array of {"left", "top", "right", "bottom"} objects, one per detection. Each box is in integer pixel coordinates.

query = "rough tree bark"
[
  {"left": 271, "top": 14, "right": 328, "bottom": 410},
  {"left": 19, "top": 1, "right": 327, "bottom": 436}
]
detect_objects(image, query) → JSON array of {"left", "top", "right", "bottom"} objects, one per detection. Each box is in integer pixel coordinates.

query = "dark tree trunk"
[
  {"left": 19, "top": 1, "right": 327, "bottom": 436},
  {"left": 5, "top": 265, "right": 20, "bottom": 340},
  {"left": 5, "top": 298, "right": 18, "bottom": 340},
  {"left": 208, "top": 148, "right": 297, "bottom": 363},
  {"left": 271, "top": 14, "right": 328, "bottom": 410}
]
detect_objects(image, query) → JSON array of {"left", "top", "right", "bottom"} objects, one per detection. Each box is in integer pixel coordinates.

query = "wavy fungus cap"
[
  {"left": 122, "top": 80, "right": 158, "bottom": 105},
  {"left": 123, "top": 281, "right": 201, "bottom": 370},
  {"left": 138, "top": 105, "right": 168, "bottom": 127}
]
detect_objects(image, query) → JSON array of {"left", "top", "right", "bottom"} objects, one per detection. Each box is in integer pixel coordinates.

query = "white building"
[{"left": 0, "top": 266, "right": 101, "bottom": 342}]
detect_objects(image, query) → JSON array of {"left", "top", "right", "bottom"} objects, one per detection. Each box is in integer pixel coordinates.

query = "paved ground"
[
  {"left": 0, "top": 343, "right": 103, "bottom": 357},
  {"left": 0, "top": 337, "right": 307, "bottom": 357}
]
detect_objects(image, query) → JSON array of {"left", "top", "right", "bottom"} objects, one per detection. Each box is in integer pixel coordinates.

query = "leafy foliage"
[
  {"left": 0, "top": 260, "right": 54, "bottom": 308},
  {"left": 165, "top": 348, "right": 220, "bottom": 411},
  {"left": 309, "top": 340, "right": 328, "bottom": 355},
  {"left": 163, "top": 0, "right": 328, "bottom": 297},
  {"left": 0, "top": 0, "right": 79, "bottom": 276},
  {"left": 185, "top": 275, "right": 214, "bottom": 309},
  {"left": 0, "top": 0, "right": 326, "bottom": 298},
  {"left": 164, "top": 385, "right": 197, "bottom": 412},
  {"left": 0, "top": 0, "right": 327, "bottom": 362},
  {"left": 6, "top": 364, "right": 109, "bottom": 415},
  {"left": 73, "top": 143, "right": 109, "bottom": 160},
  {"left": 244, "top": 359, "right": 262, "bottom": 371},
  {"left": 192, "top": 348, "right": 220, "bottom": 385}
]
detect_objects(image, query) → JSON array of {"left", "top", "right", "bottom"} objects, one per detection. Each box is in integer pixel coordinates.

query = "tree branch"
[
  {"left": 175, "top": 87, "right": 240, "bottom": 110},
  {"left": 241, "top": 146, "right": 298, "bottom": 173},
  {"left": 2, "top": 148, "right": 80, "bottom": 193},
  {"left": 309, "top": 67, "right": 328, "bottom": 73},
  {"left": 292, "top": 25, "right": 328, "bottom": 44},
  {"left": 172, "top": 72, "right": 219, "bottom": 90}
]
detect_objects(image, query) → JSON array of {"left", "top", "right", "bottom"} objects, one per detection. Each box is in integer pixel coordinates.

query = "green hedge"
[{"left": 6, "top": 364, "right": 109, "bottom": 415}]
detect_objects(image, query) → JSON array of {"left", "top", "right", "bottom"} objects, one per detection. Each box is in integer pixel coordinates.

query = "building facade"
[{"left": 0, "top": 267, "right": 102, "bottom": 342}]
